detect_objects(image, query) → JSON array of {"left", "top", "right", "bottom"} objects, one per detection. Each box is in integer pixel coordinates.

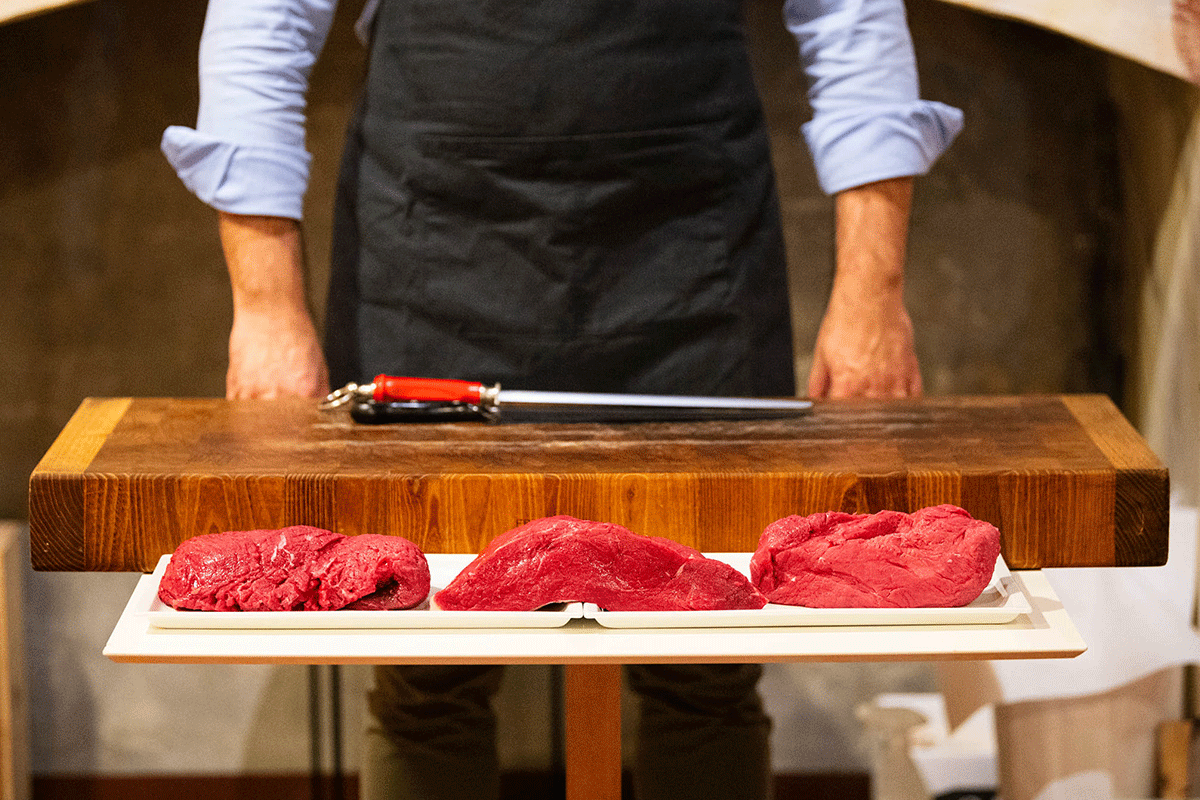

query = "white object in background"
[
  {"left": 911, "top": 705, "right": 998, "bottom": 797},
  {"left": 0, "top": 0, "right": 92, "bottom": 27},
  {"left": 868, "top": 693, "right": 999, "bottom": 799},
  {"left": 857, "top": 698, "right": 930, "bottom": 800},
  {"left": 932, "top": 0, "right": 1189, "bottom": 82},
  {"left": 1030, "top": 769, "right": 1116, "bottom": 800},
  {"left": 990, "top": 502, "right": 1200, "bottom": 703}
]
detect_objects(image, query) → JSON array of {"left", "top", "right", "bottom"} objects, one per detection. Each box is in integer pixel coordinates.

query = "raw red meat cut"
[
  {"left": 313, "top": 534, "right": 432, "bottom": 611},
  {"left": 433, "top": 515, "right": 766, "bottom": 612},
  {"left": 157, "top": 526, "right": 430, "bottom": 612},
  {"left": 749, "top": 505, "right": 1001, "bottom": 608}
]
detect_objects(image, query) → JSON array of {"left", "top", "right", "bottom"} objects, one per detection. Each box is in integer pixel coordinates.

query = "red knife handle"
[{"left": 372, "top": 375, "right": 486, "bottom": 404}]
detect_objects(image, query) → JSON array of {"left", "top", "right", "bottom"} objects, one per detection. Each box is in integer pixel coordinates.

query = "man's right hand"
[{"left": 218, "top": 212, "right": 330, "bottom": 399}]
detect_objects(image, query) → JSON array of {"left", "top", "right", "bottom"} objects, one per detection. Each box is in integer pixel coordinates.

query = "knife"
[{"left": 320, "top": 375, "right": 813, "bottom": 424}]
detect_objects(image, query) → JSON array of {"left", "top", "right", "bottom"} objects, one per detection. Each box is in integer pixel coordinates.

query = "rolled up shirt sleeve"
[
  {"left": 785, "top": 0, "right": 963, "bottom": 195},
  {"left": 161, "top": 0, "right": 338, "bottom": 219}
]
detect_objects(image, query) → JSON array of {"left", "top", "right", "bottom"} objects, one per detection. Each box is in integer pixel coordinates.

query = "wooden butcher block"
[{"left": 28, "top": 394, "right": 1167, "bottom": 572}]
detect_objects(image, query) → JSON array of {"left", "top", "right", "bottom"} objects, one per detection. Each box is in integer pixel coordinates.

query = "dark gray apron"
[{"left": 325, "top": 0, "right": 794, "bottom": 398}]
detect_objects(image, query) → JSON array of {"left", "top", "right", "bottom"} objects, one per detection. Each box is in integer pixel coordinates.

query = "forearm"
[
  {"left": 808, "top": 177, "right": 922, "bottom": 399},
  {"left": 831, "top": 177, "right": 913, "bottom": 307},
  {"left": 219, "top": 212, "right": 311, "bottom": 318},
  {"left": 217, "top": 212, "right": 329, "bottom": 399}
]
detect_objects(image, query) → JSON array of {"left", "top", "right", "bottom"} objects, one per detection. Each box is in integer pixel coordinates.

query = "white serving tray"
[
  {"left": 141, "top": 552, "right": 1027, "bottom": 631},
  {"left": 584, "top": 554, "right": 1029, "bottom": 628},
  {"left": 144, "top": 554, "right": 585, "bottom": 630},
  {"left": 106, "top": 568, "right": 1084, "bottom": 665}
]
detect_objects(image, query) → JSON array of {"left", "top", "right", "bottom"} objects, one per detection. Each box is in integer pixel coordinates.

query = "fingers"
[
  {"left": 807, "top": 302, "right": 923, "bottom": 400},
  {"left": 806, "top": 358, "right": 831, "bottom": 399},
  {"left": 226, "top": 309, "right": 330, "bottom": 400},
  {"left": 806, "top": 360, "right": 923, "bottom": 400}
]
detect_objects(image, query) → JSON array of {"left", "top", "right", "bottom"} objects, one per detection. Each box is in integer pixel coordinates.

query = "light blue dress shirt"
[{"left": 162, "top": 0, "right": 963, "bottom": 220}]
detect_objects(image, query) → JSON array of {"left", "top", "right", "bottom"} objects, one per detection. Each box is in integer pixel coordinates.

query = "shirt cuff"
[
  {"left": 803, "top": 100, "right": 964, "bottom": 195},
  {"left": 161, "top": 126, "right": 312, "bottom": 220}
]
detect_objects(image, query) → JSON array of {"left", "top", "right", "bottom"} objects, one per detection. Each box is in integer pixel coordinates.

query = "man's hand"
[
  {"left": 807, "top": 176, "right": 922, "bottom": 399},
  {"left": 807, "top": 282, "right": 921, "bottom": 399},
  {"left": 218, "top": 212, "right": 329, "bottom": 399},
  {"left": 227, "top": 303, "right": 329, "bottom": 400}
]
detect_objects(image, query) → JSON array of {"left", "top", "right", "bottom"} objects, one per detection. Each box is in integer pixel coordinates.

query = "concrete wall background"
[{"left": 0, "top": 0, "right": 1144, "bottom": 780}]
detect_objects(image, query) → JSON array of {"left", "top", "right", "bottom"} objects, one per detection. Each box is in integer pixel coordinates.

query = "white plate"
[
  {"left": 583, "top": 554, "right": 1030, "bottom": 628},
  {"left": 142, "top": 554, "right": 586, "bottom": 630}
]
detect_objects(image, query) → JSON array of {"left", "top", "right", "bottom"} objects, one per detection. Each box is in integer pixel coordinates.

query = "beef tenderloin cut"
[
  {"left": 433, "top": 515, "right": 766, "bottom": 612},
  {"left": 750, "top": 505, "right": 1001, "bottom": 608}
]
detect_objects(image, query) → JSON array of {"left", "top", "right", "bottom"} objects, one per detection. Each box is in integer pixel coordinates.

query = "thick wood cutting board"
[{"left": 28, "top": 394, "right": 1167, "bottom": 572}]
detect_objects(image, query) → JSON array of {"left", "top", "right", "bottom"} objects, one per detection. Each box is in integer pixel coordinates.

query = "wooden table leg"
[{"left": 564, "top": 663, "right": 623, "bottom": 800}]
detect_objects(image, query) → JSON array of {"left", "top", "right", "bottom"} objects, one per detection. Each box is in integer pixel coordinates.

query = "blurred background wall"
[{"left": 1, "top": 0, "right": 1194, "bottom": 792}]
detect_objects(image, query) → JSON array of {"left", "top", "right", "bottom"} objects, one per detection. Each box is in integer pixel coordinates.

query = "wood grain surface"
[
  {"left": 564, "top": 664, "right": 623, "bottom": 800},
  {"left": 27, "top": 394, "right": 1168, "bottom": 572}
]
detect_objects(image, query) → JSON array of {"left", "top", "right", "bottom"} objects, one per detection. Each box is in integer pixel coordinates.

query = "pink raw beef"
[
  {"left": 749, "top": 505, "right": 1001, "bottom": 608},
  {"left": 433, "top": 515, "right": 766, "bottom": 612},
  {"left": 158, "top": 526, "right": 430, "bottom": 612}
]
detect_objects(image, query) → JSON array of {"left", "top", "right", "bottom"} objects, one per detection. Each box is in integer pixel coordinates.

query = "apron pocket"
[{"left": 357, "top": 126, "right": 739, "bottom": 341}]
